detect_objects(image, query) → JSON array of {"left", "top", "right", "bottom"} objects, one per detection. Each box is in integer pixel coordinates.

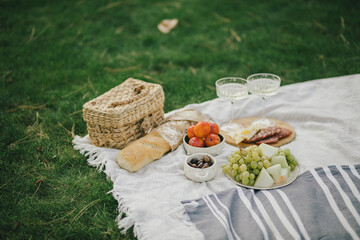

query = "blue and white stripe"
[
  {"left": 310, "top": 168, "right": 359, "bottom": 239},
  {"left": 202, "top": 194, "right": 240, "bottom": 240},
  {"left": 182, "top": 165, "right": 360, "bottom": 240},
  {"left": 236, "top": 187, "right": 270, "bottom": 240},
  {"left": 275, "top": 189, "right": 310, "bottom": 240}
]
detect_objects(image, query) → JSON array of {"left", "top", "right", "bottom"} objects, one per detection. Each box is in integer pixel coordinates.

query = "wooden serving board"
[{"left": 220, "top": 117, "right": 296, "bottom": 148}]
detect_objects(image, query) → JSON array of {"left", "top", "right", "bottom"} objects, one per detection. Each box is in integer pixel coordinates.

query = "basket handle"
[
  {"left": 140, "top": 115, "right": 152, "bottom": 133},
  {"left": 108, "top": 85, "right": 149, "bottom": 108}
]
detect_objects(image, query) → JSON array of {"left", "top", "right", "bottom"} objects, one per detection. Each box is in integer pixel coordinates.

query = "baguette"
[{"left": 116, "top": 130, "right": 171, "bottom": 172}]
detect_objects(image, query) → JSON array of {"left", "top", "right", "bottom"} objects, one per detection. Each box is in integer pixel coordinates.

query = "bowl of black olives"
[{"left": 184, "top": 153, "right": 217, "bottom": 182}]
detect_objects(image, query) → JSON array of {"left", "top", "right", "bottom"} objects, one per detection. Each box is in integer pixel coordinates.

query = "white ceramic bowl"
[
  {"left": 184, "top": 153, "right": 218, "bottom": 182},
  {"left": 183, "top": 133, "right": 225, "bottom": 156}
]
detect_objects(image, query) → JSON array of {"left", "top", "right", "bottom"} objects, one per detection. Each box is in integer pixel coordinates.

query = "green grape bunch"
[{"left": 222, "top": 145, "right": 298, "bottom": 186}]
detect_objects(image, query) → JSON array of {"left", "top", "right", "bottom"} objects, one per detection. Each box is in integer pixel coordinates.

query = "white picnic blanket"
[{"left": 73, "top": 74, "right": 360, "bottom": 240}]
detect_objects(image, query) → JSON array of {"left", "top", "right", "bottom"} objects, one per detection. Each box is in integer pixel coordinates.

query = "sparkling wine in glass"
[
  {"left": 247, "top": 73, "right": 281, "bottom": 125},
  {"left": 216, "top": 77, "right": 248, "bottom": 132}
]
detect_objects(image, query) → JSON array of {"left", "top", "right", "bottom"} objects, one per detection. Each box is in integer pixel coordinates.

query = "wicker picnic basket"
[{"left": 83, "top": 78, "right": 165, "bottom": 149}]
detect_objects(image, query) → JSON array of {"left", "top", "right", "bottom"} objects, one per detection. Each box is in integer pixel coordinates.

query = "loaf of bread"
[
  {"left": 116, "top": 108, "right": 210, "bottom": 172},
  {"left": 116, "top": 130, "right": 171, "bottom": 172}
]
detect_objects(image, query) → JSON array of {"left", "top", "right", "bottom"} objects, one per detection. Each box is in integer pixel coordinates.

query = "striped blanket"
[{"left": 182, "top": 165, "right": 360, "bottom": 240}]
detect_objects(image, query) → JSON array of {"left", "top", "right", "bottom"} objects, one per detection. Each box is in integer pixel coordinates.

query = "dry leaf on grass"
[{"left": 157, "top": 19, "right": 178, "bottom": 34}]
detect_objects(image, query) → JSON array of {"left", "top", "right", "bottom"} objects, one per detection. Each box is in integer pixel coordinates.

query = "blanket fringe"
[
  {"left": 114, "top": 197, "right": 151, "bottom": 240},
  {"left": 73, "top": 135, "right": 107, "bottom": 171},
  {"left": 117, "top": 217, "right": 149, "bottom": 240},
  {"left": 117, "top": 215, "right": 134, "bottom": 234}
]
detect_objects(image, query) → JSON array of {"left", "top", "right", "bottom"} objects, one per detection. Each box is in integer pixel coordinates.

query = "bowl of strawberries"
[{"left": 183, "top": 121, "right": 225, "bottom": 156}]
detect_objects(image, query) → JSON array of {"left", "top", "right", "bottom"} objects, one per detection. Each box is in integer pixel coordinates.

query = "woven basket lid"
[{"left": 83, "top": 78, "right": 164, "bottom": 127}]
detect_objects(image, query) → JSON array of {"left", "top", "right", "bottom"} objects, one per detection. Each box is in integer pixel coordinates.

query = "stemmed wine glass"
[
  {"left": 246, "top": 73, "right": 281, "bottom": 125},
  {"left": 216, "top": 77, "right": 248, "bottom": 133}
]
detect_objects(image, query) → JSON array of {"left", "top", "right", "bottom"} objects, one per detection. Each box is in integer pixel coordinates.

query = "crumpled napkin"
[{"left": 156, "top": 108, "right": 210, "bottom": 150}]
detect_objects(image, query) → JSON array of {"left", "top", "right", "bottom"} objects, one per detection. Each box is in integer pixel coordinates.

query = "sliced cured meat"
[
  {"left": 255, "top": 136, "right": 279, "bottom": 144},
  {"left": 277, "top": 127, "right": 292, "bottom": 139},
  {"left": 244, "top": 126, "right": 293, "bottom": 145},
  {"left": 244, "top": 126, "right": 281, "bottom": 143}
]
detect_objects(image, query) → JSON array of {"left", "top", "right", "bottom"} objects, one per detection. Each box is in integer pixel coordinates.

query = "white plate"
[{"left": 224, "top": 165, "right": 300, "bottom": 190}]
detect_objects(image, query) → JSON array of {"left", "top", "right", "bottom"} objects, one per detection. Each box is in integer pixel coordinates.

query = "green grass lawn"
[{"left": 1, "top": 0, "right": 359, "bottom": 239}]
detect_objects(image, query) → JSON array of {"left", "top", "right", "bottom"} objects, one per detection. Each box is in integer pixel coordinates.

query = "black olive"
[
  {"left": 190, "top": 158, "right": 199, "bottom": 164},
  {"left": 203, "top": 155, "right": 211, "bottom": 163}
]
